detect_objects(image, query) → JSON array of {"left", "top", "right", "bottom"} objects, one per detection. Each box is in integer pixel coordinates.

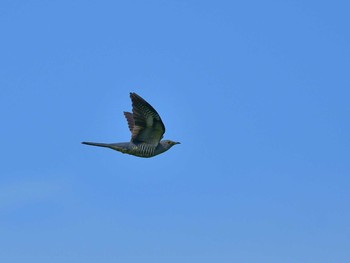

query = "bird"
[{"left": 82, "top": 92, "right": 180, "bottom": 158}]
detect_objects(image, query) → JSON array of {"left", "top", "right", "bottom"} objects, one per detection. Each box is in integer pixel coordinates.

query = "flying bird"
[{"left": 82, "top": 92, "right": 180, "bottom": 158}]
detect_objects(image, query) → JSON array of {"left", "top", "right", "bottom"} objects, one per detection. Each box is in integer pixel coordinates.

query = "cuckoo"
[{"left": 82, "top": 92, "right": 180, "bottom": 158}]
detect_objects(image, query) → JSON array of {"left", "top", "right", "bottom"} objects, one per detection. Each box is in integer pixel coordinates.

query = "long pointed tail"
[{"left": 82, "top": 141, "right": 111, "bottom": 148}]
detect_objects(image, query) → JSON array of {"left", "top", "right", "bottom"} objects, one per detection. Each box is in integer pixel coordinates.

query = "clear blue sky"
[{"left": 1, "top": 1, "right": 349, "bottom": 262}]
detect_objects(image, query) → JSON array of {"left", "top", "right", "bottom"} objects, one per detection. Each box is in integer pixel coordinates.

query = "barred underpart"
[{"left": 132, "top": 143, "right": 156, "bottom": 157}]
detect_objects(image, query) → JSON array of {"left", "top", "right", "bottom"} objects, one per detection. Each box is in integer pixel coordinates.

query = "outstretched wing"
[{"left": 128, "top": 92, "right": 165, "bottom": 145}]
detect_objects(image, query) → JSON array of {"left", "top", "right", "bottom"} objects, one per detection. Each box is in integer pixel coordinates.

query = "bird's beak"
[{"left": 175, "top": 142, "right": 181, "bottom": 145}]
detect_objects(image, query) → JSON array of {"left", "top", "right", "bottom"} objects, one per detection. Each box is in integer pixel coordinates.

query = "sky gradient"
[{"left": 1, "top": 1, "right": 349, "bottom": 262}]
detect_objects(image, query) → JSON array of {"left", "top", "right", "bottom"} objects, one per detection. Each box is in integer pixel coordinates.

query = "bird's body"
[
  {"left": 82, "top": 93, "right": 180, "bottom": 158},
  {"left": 82, "top": 140, "right": 177, "bottom": 158}
]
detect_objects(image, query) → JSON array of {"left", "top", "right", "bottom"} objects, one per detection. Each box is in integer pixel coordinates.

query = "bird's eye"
[{"left": 168, "top": 141, "right": 171, "bottom": 144}]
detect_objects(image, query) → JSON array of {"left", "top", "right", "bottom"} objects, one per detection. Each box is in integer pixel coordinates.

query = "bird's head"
[{"left": 161, "top": 140, "right": 181, "bottom": 149}]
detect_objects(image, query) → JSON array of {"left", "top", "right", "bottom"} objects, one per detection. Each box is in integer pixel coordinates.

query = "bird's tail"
[{"left": 81, "top": 141, "right": 111, "bottom": 148}]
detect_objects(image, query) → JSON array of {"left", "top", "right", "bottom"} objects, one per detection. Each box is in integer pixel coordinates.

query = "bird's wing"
[
  {"left": 123, "top": 111, "right": 134, "bottom": 132},
  {"left": 129, "top": 92, "right": 165, "bottom": 145}
]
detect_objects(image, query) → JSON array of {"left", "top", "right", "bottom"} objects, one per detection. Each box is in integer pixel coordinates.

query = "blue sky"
[{"left": 1, "top": 0, "right": 349, "bottom": 262}]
